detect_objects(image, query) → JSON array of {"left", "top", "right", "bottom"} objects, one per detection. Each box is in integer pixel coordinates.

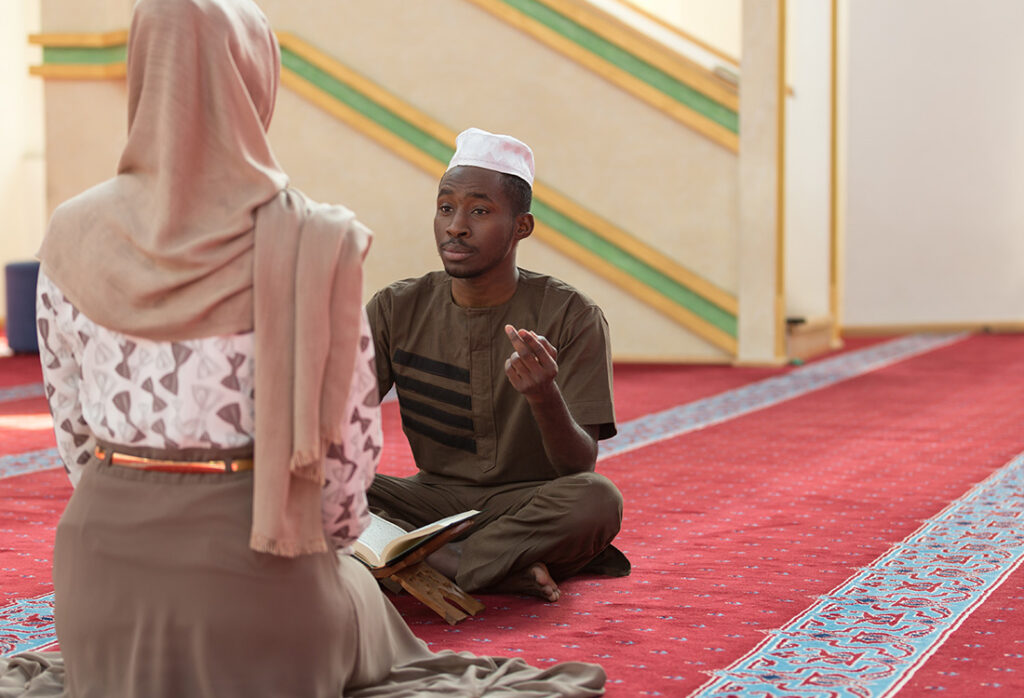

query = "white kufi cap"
[{"left": 446, "top": 127, "right": 534, "bottom": 187}]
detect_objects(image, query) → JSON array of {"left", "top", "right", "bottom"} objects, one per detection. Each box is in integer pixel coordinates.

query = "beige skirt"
[{"left": 0, "top": 460, "right": 605, "bottom": 697}]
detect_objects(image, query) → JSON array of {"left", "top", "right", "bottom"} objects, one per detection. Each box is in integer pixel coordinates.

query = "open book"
[{"left": 352, "top": 510, "right": 479, "bottom": 569}]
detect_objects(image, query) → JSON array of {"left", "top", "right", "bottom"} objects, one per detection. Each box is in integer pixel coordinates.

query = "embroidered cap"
[{"left": 446, "top": 127, "right": 535, "bottom": 187}]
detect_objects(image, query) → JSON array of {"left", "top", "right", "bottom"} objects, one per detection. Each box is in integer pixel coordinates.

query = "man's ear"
[{"left": 514, "top": 212, "right": 534, "bottom": 241}]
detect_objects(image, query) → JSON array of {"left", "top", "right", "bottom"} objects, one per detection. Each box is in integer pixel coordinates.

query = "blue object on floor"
[{"left": 5, "top": 261, "right": 40, "bottom": 354}]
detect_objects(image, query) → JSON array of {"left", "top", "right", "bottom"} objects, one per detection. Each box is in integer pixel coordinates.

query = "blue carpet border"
[
  {"left": 600, "top": 333, "right": 967, "bottom": 460},
  {"left": 691, "top": 450, "right": 1024, "bottom": 697}
]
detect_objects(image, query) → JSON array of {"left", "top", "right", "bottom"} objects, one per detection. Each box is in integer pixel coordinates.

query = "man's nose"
[{"left": 446, "top": 210, "right": 470, "bottom": 237}]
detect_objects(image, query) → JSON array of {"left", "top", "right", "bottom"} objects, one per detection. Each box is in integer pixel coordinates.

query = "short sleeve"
[
  {"left": 365, "top": 288, "right": 394, "bottom": 402},
  {"left": 554, "top": 304, "right": 616, "bottom": 440}
]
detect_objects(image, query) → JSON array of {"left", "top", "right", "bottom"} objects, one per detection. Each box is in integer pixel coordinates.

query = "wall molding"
[
  {"left": 29, "top": 30, "right": 127, "bottom": 47},
  {"left": 27, "top": 37, "right": 125, "bottom": 78}
]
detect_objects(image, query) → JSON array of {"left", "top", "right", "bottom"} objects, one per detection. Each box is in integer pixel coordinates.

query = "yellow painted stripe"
[
  {"left": 532, "top": 221, "right": 738, "bottom": 353},
  {"left": 609, "top": 0, "right": 740, "bottom": 67},
  {"left": 539, "top": 0, "right": 738, "bottom": 110},
  {"left": 29, "top": 30, "right": 128, "bottom": 47},
  {"left": 464, "top": 0, "right": 739, "bottom": 152},
  {"left": 29, "top": 63, "right": 126, "bottom": 79}
]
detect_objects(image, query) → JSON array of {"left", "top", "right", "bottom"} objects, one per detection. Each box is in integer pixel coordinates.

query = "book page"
[
  {"left": 380, "top": 510, "right": 479, "bottom": 562},
  {"left": 353, "top": 514, "right": 408, "bottom": 567},
  {"left": 407, "top": 510, "right": 480, "bottom": 538}
]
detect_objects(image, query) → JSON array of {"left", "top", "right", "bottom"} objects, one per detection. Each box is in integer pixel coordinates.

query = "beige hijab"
[{"left": 38, "top": 0, "right": 369, "bottom": 556}]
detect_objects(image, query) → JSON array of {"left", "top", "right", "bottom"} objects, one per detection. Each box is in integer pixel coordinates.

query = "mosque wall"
[
  {"left": 40, "top": 0, "right": 132, "bottom": 32},
  {"left": 677, "top": 0, "right": 741, "bottom": 60},
  {"left": 841, "top": 0, "right": 1024, "bottom": 329},
  {"left": 0, "top": 0, "right": 45, "bottom": 321},
  {"left": 43, "top": 81, "right": 127, "bottom": 218},
  {"left": 257, "top": 0, "right": 741, "bottom": 361},
  {"left": 272, "top": 87, "right": 725, "bottom": 361},
  {"left": 269, "top": 87, "right": 441, "bottom": 297},
  {"left": 23, "top": 0, "right": 741, "bottom": 361},
  {"left": 276, "top": 105, "right": 733, "bottom": 361},
  {"left": 17, "top": 0, "right": 1020, "bottom": 359},
  {"left": 783, "top": 0, "right": 833, "bottom": 325}
]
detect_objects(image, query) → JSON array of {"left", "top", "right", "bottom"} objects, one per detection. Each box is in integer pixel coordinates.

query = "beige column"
[
  {"left": 737, "top": 0, "right": 785, "bottom": 364},
  {"left": 830, "top": 0, "right": 844, "bottom": 347}
]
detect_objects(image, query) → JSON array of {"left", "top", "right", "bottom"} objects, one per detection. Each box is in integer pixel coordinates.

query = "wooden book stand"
[{"left": 368, "top": 520, "right": 485, "bottom": 625}]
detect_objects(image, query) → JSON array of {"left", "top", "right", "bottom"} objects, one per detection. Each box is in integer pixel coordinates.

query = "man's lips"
[{"left": 441, "top": 244, "right": 474, "bottom": 261}]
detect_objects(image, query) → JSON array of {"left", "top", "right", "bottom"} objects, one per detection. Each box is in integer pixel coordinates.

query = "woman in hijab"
[{"left": 0, "top": 0, "right": 606, "bottom": 696}]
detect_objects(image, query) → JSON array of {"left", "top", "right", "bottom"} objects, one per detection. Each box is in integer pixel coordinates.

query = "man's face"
[{"left": 434, "top": 166, "right": 529, "bottom": 279}]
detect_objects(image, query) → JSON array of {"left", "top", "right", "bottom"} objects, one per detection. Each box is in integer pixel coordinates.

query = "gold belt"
[{"left": 95, "top": 447, "right": 253, "bottom": 474}]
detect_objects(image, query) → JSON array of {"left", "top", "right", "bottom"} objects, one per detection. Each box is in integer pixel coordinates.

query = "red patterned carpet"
[{"left": 2, "top": 334, "right": 1023, "bottom": 696}]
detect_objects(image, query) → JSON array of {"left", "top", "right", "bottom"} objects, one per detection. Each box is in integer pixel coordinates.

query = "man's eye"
[
  {"left": 438, "top": 204, "right": 452, "bottom": 213},
  {"left": 473, "top": 208, "right": 488, "bottom": 215}
]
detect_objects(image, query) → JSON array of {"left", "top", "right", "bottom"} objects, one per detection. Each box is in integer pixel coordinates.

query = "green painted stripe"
[
  {"left": 532, "top": 201, "right": 737, "bottom": 335},
  {"left": 501, "top": 0, "right": 738, "bottom": 133},
  {"left": 39, "top": 41, "right": 737, "bottom": 337},
  {"left": 42, "top": 46, "right": 125, "bottom": 65},
  {"left": 280, "top": 48, "right": 454, "bottom": 164}
]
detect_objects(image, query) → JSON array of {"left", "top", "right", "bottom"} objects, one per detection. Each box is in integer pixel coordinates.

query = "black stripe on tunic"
[
  {"left": 401, "top": 414, "right": 477, "bottom": 454},
  {"left": 399, "top": 395, "right": 474, "bottom": 430},
  {"left": 394, "top": 374, "right": 471, "bottom": 410},
  {"left": 393, "top": 349, "right": 471, "bottom": 383}
]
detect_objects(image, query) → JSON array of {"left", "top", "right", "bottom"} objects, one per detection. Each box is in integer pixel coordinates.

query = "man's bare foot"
[
  {"left": 526, "top": 562, "right": 560, "bottom": 602},
  {"left": 428, "top": 548, "right": 560, "bottom": 602},
  {"left": 490, "top": 561, "right": 561, "bottom": 601}
]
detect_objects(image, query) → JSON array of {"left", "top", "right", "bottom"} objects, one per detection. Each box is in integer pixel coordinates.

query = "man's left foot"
[
  {"left": 526, "top": 562, "right": 560, "bottom": 602},
  {"left": 491, "top": 561, "right": 561, "bottom": 601}
]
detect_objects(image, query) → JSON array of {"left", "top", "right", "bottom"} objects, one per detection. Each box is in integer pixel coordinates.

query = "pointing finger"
[{"left": 504, "top": 324, "right": 529, "bottom": 354}]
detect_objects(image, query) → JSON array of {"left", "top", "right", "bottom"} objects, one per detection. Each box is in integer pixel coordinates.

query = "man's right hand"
[{"left": 503, "top": 324, "right": 559, "bottom": 404}]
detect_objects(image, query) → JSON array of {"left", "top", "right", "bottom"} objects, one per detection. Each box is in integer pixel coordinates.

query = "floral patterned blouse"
[{"left": 35, "top": 269, "right": 381, "bottom": 551}]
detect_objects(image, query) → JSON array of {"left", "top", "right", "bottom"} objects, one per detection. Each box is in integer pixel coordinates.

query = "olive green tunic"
[{"left": 366, "top": 269, "right": 628, "bottom": 592}]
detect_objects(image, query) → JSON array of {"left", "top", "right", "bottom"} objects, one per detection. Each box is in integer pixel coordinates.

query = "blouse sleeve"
[
  {"left": 35, "top": 271, "right": 98, "bottom": 485},
  {"left": 321, "top": 308, "right": 382, "bottom": 551}
]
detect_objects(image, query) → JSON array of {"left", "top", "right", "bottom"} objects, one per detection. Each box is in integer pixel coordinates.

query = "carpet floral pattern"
[{"left": 2, "top": 334, "right": 1023, "bottom": 696}]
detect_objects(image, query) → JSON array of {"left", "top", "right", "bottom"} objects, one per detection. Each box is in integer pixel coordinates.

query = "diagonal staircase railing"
[
  {"left": 465, "top": 0, "right": 738, "bottom": 151},
  {"left": 29, "top": 29, "right": 739, "bottom": 354}
]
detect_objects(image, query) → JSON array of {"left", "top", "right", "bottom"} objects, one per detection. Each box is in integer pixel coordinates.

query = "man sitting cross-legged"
[{"left": 366, "top": 128, "right": 630, "bottom": 602}]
